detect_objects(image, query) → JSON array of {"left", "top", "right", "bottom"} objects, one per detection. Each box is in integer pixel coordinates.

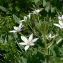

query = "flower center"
[{"left": 27, "top": 42, "right": 30, "bottom": 45}]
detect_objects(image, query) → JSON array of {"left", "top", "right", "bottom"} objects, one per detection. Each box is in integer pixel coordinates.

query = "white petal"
[
  {"left": 51, "top": 36, "right": 55, "bottom": 38},
  {"left": 58, "top": 16, "right": 61, "bottom": 20},
  {"left": 49, "top": 34, "right": 51, "bottom": 38},
  {"left": 19, "top": 42, "right": 26, "bottom": 45},
  {"left": 19, "top": 23, "right": 22, "bottom": 28},
  {"left": 29, "top": 33, "right": 33, "bottom": 42},
  {"left": 33, "top": 9, "right": 42, "bottom": 14},
  {"left": 19, "top": 20, "right": 25, "bottom": 22},
  {"left": 21, "top": 36, "right": 28, "bottom": 43},
  {"left": 54, "top": 23, "right": 61, "bottom": 28},
  {"left": 25, "top": 45, "right": 29, "bottom": 51},
  {"left": 14, "top": 26, "right": 18, "bottom": 30},
  {"left": 24, "top": 16, "right": 27, "bottom": 21},
  {"left": 27, "top": 13, "right": 31, "bottom": 19},
  {"left": 62, "top": 15, "right": 63, "bottom": 19},
  {"left": 59, "top": 20, "right": 63, "bottom": 27},
  {"left": 36, "top": 9, "right": 41, "bottom": 13},
  {"left": 30, "top": 43, "right": 35, "bottom": 46},
  {"left": 9, "top": 30, "right": 17, "bottom": 33},
  {"left": 32, "top": 38, "right": 38, "bottom": 42}
]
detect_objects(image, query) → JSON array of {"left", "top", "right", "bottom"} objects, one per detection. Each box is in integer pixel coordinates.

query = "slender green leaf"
[
  {"left": 13, "top": 14, "right": 20, "bottom": 24},
  {"left": 0, "top": 6, "right": 7, "bottom": 12}
]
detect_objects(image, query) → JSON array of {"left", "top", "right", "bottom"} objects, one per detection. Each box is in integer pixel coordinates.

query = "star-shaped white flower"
[
  {"left": 9, "top": 23, "right": 23, "bottom": 33},
  {"left": 46, "top": 33, "right": 58, "bottom": 40},
  {"left": 48, "top": 34, "right": 54, "bottom": 39},
  {"left": 19, "top": 33, "right": 38, "bottom": 51},
  {"left": 54, "top": 15, "right": 63, "bottom": 29},
  {"left": 54, "top": 20, "right": 63, "bottom": 29}
]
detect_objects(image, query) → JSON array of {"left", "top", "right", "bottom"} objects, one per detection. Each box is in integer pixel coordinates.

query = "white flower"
[
  {"left": 19, "top": 33, "right": 38, "bottom": 51},
  {"left": 46, "top": 33, "right": 57, "bottom": 40},
  {"left": 54, "top": 20, "right": 63, "bottom": 29},
  {"left": 54, "top": 15, "right": 63, "bottom": 29},
  {"left": 9, "top": 23, "right": 23, "bottom": 33},
  {"left": 19, "top": 16, "right": 27, "bottom": 22},
  {"left": 32, "top": 9, "right": 42, "bottom": 14}
]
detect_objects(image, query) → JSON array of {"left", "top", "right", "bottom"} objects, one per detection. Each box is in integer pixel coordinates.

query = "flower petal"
[
  {"left": 29, "top": 33, "right": 33, "bottom": 42},
  {"left": 19, "top": 23, "right": 23, "bottom": 28},
  {"left": 19, "top": 42, "right": 26, "bottom": 45},
  {"left": 21, "top": 36, "right": 28, "bottom": 43},
  {"left": 30, "top": 43, "right": 35, "bottom": 46},
  {"left": 62, "top": 15, "right": 63, "bottom": 19},
  {"left": 54, "top": 23, "right": 61, "bottom": 28},
  {"left": 19, "top": 20, "right": 25, "bottom": 22},
  {"left": 9, "top": 30, "right": 17, "bottom": 33},
  {"left": 58, "top": 16, "right": 61, "bottom": 20},
  {"left": 48, "top": 34, "right": 52, "bottom": 38},
  {"left": 32, "top": 38, "right": 38, "bottom": 42},
  {"left": 33, "top": 9, "right": 42, "bottom": 14},
  {"left": 25, "top": 45, "right": 29, "bottom": 51},
  {"left": 59, "top": 20, "right": 63, "bottom": 27},
  {"left": 14, "top": 26, "right": 18, "bottom": 30},
  {"left": 27, "top": 13, "right": 31, "bottom": 19},
  {"left": 24, "top": 16, "right": 27, "bottom": 21}
]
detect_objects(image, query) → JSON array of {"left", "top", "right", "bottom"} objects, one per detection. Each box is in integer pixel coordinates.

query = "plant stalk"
[{"left": 43, "top": 32, "right": 49, "bottom": 63}]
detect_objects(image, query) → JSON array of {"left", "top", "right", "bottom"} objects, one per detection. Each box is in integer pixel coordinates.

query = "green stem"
[
  {"left": 43, "top": 33, "right": 49, "bottom": 63},
  {"left": 43, "top": 34, "right": 48, "bottom": 55}
]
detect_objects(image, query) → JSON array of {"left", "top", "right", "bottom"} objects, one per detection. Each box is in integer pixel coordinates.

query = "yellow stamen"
[{"left": 27, "top": 42, "right": 30, "bottom": 45}]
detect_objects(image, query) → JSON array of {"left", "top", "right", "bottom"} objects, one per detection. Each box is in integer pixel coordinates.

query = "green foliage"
[
  {"left": 13, "top": 14, "right": 20, "bottom": 24},
  {"left": 0, "top": 6, "right": 7, "bottom": 12},
  {"left": 0, "top": 0, "right": 63, "bottom": 63}
]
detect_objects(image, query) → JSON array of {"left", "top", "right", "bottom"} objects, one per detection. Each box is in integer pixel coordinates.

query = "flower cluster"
[
  {"left": 9, "top": 8, "right": 63, "bottom": 51},
  {"left": 9, "top": 9, "right": 41, "bottom": 51},
  {"left": 9, "top": 9, "right": 42, "bottom": 33}
]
